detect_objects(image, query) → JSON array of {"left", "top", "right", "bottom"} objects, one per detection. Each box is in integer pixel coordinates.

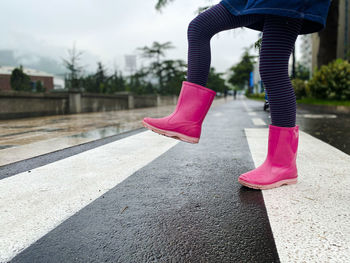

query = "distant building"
[
  {"left": 0, "top": 66, "right": 54, "bottom": 91},
  {"left": 252, "top": 58, "right": 263, "bottom": 94},
  {"left": 300, "top": 34, "right": 313, "bottom": 78}
]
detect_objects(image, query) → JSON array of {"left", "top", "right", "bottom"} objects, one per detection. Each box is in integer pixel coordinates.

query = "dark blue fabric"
[
  {"left": 187, "top": 4, "right": 263, "bottom": 87},
  {"left": 186, "top": 3, "right": 303, "bottom": 127},
  {"left": 259, "top": 14, "right": 303, "bottom": 127},
  {"left": 220, "top": 0, "right": 331, "bottom": 34}
]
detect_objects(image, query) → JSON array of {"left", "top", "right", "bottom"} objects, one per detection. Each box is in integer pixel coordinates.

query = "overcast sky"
[{"left": 1, "top": 0, "right": 302, "bottom": 75}]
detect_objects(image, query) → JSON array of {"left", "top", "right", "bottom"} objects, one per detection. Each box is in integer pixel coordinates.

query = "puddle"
[
  {"left": 6, "top": 126, "right": 35, "bottom": 129},
  {"left": 0, "top": 145, "right": 16, "bottom": 150},
  {"left": 43, "top": 128, "right": 65, "bottom": 132},
  {"left": 46, "top": 118, "right": 70, "bottom": 124},
  {"left": 0, "top": 128, "right": 65, "bottom": 138},
  {"left": 297, "top": 114, "right": 337, "bottom": 119},
  {"left": 70, "top": 125, "right": 125, "bottom": 140}
]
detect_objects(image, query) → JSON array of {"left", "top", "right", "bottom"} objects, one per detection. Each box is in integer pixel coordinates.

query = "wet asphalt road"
[
  {"left": 3, "top": 96, "right": 349, "bottom": 262},
  {"left": 10, "top": 96, "right": 280, "bottom": 262},
  {"left": 296, "top": 104, "right": 350, "bottom": 155}
]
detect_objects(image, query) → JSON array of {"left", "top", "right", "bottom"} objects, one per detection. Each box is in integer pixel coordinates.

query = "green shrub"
[
  {"left": 308, "top": 59, "right": 350, "bottom": 100},
  {"left": 292, "top": 78, "right": 310, "bottom": 99},
  {"left": 246, "top": 91, "right": 265, "bottom": 99}
]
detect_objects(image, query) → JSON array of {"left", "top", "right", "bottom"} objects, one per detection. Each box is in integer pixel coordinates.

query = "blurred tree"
[
  {"left": 155, "top": 0, "right": 175, "bottom": 11},
  {"left": 137, "top": 41, "right": 175, "bottom": 92},
  {"left": 228, "top": 51, "right": 256, "bottom": 90},
  {"left": 253, "top": 37, "right": 262, "bottom": 51},
  {"left": 62, "top": 43, "right": 83, "bottom": 91},
  {"left": 138, "top": 41, "right": 174, "bottom": 65},
  {"left": 295, "top": 63, "right": 310, "bottom": 80},
  {"left": 80, "top": 62, "right": 106, "bottom": 93},
  {"left": 108, "top": 70, "right": 127, "bottom": 93},
  {"left": 10, "top": 65, "right": 32, "bottom": 92},
  {"left": 155, "top": 59, "right": 186, "bottom": 94},
  {"left": 127, "top": 68, "right": 154, "bottom": 94},
  {"left": 35, "top": 80, "right": 46, "bottom": 92},
  {"left": 81, "top": 75, "right": 96, "bottom": 93},
  {"left": 95, "top": 62, "right": 107, "bottom": 93},
  {"left": 207, "top": 67, "right": 228, "bottom": 93}
]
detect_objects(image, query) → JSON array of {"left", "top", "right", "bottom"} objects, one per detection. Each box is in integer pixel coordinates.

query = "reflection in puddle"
[
  {"left": 0, "top": 145, "right": 16, "bottom": 150},
  {"left": 6, "top": 126, "right": 35, "bottom": 129},
  {"left": 0, "top": 128, "right": 65, "bottom": 138},
  {"left": 71, "top": 125, "right": 123, "bottom": 140},
  {"left": 298, "top": 114, "right": 337, "bottom": 119},
  {"left": 43, "top": 128, "right": 65, "bottom": 132},
  {"left": 47, "top": 118, "right": 70, "bottom": 124}
]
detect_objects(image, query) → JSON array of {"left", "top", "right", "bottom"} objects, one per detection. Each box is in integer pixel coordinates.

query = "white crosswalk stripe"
[
  {"left": 252, "top": 118, "right": 266, "bottom": 126},
  {"left": 244, "top": 128, "right": 350, "bottom": 262},
  {"left": 0, "top": 131, "right": 178, "bottom": 263},
  {"left": 1, "top": 98, "right": 349, "bottom": 262}
]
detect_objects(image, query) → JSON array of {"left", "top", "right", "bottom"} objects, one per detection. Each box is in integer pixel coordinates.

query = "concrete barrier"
[
  {"left": 0, "top": 91, "right": 68, "bottom": 119},
  {"left": 81, "top": 93, "right": 129, "bottom": 113},
  {"left": 0, "top": 90, "right": 178, "bottom": 119}
]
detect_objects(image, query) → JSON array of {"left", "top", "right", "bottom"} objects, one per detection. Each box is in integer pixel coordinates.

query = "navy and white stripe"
[
  {"left": 187, "top": 3, "right": 303, "bottom": 127},
  {"left": 259, "top": 15, "right": 303, "bottom": 127},
  {"left": 187, "top": 4, "right": 263, "bottom": 87}
]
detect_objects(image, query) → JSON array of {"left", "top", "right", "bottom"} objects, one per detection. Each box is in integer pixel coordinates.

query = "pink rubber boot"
[
  {"left": 238, "top": 124, "right": 299, "bottom": 190},
  {"left": 142, "top": 81, "right": 216, "bottom": 144}
]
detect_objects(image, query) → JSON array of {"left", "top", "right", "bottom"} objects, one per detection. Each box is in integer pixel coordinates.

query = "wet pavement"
[
  {"left": 2, "top": 96, "right": 349, "bottom": 262},
  {"left": 0, "top": 98, "right": 227, "bottom": 166},
  {"left": 296, "top": 104, "right": 350, "bottom": 155},
  {"left": 1, "top": 96, "right": 349, "bottom": 166}
]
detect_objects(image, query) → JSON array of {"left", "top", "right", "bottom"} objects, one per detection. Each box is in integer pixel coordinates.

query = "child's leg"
[
  {"left": 187, "top": 3, "right": 263, "bottom": 87},
  {"left": 259, "top": 15, "right": 303, "bottom": 127},
  {"left": 142, "top": 5, "right": 263, "bottom": 143}
]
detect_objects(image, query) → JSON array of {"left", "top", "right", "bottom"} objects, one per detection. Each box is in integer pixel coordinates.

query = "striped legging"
[{"left": 187, "top": 3, "right": 303, "bottom": 127}]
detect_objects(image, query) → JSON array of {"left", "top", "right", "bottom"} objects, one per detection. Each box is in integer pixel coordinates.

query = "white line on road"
[
  {"left": 252, "top": 118, "right": 266, "bottom": 126},
  {"left": 248, "top": 112, "right": 257, "bottom": 116},
  {"left": 0, "top": 131, "right": 179, "bottom": 262},
  {"left": 297, "top": 113, "right": 337, "bottom": 119},
  {"left": 244, "top": 128, "right": 350, "bottom": 262},
  {"left": 213, "top": 112, "right": 224, "bottom": 117},
  {"left": 242, "top": 99, "right": 253, "bottom": 112}
]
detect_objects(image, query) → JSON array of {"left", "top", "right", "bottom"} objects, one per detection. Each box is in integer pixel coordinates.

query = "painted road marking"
[
  {"left": 213, "top": 112, "right": 224, "bottom": 117},
  {"left": 0, "top": 128, "right": 145, "bottom": 167},
  {"left": 242, "top": 99, "right": 252, "bottom": 112},
  {"left": 0, "top": 136, "right": 91, "bottom": 167},
  {"left": 0, "top": 128, "right": 146, "bottom": 180},
  {"left": 252, "top": 118, "right": 266, "bottom": 126},
  {"left": 0, "top": 130, "right": 179, "bottom": 262},
  {"left": 244, "top": 128, "right": 350, "bottom": 262},
  {"left": 297, "top": 114, "right": 337, "bottom": 119},
  {"left": 248, "top": 112, "right": 257, "bottom": 116}
]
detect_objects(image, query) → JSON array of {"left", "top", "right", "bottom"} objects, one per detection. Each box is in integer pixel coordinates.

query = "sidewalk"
[{"left": 0, "top": 96, "right": 349, "bottom": 262}]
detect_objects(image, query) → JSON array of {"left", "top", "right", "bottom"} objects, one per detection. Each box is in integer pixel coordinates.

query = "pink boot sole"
[
  {"left": 238, "top": 177, "right": 298, "bottom": 190},
  {"left": 142, "top": 120, "right": 199, "bottom": 144}
]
